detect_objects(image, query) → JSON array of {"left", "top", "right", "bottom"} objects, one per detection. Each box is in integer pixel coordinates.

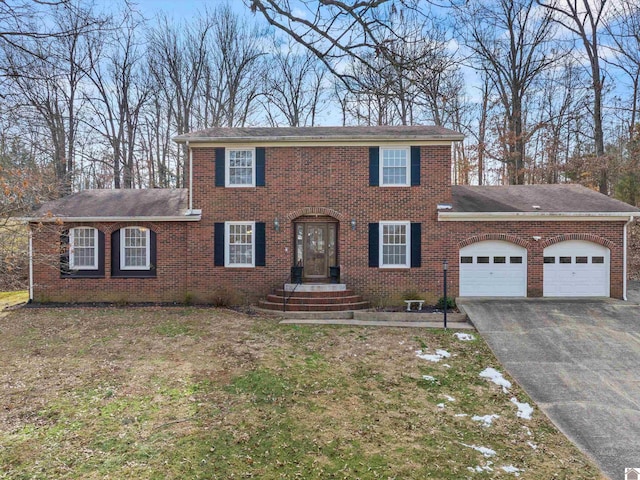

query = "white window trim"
[
  {"left": 69, "top": 227, "right": 99, "bottom": 270},
  {"left": 379, "top": 221, "right": 411, "bottom": 268},
  {"left": 225, "top": 221, "right": 255, "bottom": 268},
  {"left": 225, "top": 147, "right": 256, "bottom": 188},
  {"left": 379, "top": 146, "right": 411, "bottom": 187},
  {"left": 120, "top": 227, "right": 151, "bottom": 270}
]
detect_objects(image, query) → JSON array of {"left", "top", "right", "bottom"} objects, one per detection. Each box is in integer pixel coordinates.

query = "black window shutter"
[
  {"left": 255, "top": 222, "right": 266, "bottom": 266},
  {"left": 411, "top": 222, "right": 421, "bottom": 268},
  {"left": 215, "top": 148, "right": 225, "bottom": 187},
  {"left": 368, "top": 223, "right": 379, "bottom": 267},
  {"left": 149, "top": 230, "right": 157, "bottom": 273},
  {"left": 369, "top": 147, "right": 379, "bottom": 186},
  {"left": 97, "top": 231, "right": 105, "bottom": 277},
  {"left": 60, "top": 230, "right": 70, "bottom": 275},
  {"left": 411, "top": 146, "right": 421, "bottom": 186},
  {"left": 256, "top": 147, "right": 266, "bottom": 187},
  {"left": 111, "top": 230, "right": 121, "bottom": 276},
  {"left": 214, "top": 223, "right": 225, "bottom": 266}
]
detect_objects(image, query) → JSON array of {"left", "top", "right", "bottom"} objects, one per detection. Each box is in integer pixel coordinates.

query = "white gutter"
[
  {"left": 438, "top": 211, "right": 638, "bottom": 222},
  {"left": 28, "top": 227, "right": 33, "bottom": 302},
  {"left": 623, "top": 215, "right": 635, "bottom": 301},
  {"left": 20, "top": 215, "right": 201, "bottom": 223}
]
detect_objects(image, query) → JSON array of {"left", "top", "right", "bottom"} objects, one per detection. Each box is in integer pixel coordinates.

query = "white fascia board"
[
  {"left": 438, "top": 211, "right": 640, "bottom": 222},
  {"left": 21, "top": 214, "right": 202, "bottom": 223}
]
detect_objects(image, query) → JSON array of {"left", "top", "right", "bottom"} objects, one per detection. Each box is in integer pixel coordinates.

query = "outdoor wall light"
[
  {"left": 532, "top": 235, "right": 541, "bottom": 241},
  {"left": 350, "top": 218, "right": 356, "bottom": 231},
  {"left": 274, "top": 217, "right": 280, "bottom": 232}
]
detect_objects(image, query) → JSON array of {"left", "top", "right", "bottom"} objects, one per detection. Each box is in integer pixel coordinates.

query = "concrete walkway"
[{"left": 458, "top": 295, "right": 640, "bottom": 479}]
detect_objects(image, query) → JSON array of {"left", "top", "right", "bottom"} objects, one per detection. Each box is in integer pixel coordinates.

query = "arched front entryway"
[{"left": 293, "top": 216, "right": 339, "bottom": 282}]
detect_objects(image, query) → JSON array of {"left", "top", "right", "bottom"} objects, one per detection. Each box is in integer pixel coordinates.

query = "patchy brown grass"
[{"left": 0, "top": 306, "right": 603, "bottom": 479}]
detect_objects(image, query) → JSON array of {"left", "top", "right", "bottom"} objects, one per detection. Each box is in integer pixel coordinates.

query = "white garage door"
[
  {"left": 459, "top": 241, "right": 527, "bottom": 297},
  {"left": 543, "top": 240, "right": 610, "bottom": 297}
]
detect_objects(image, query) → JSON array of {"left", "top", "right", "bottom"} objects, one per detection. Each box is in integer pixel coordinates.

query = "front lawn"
[{"left": 0, "top": 307, "right": 603, "bottom": 479}]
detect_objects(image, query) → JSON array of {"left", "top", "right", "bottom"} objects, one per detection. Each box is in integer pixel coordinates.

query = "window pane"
[
  {"left": 123, "top": 227, "right": 148, "bottom": 268},
  {"left": 228, "top": 223, "right": 253, "bottom": 265},
  {"left": 592, "top": 256, "right": 604, "bottom": 264},
  {"left": 559, "top": 256, "right": 572, "bottom": 264},
  {"left": 544, "top": 256, "right": 555, "bottom": 264},
  {"left": 510, "top": 256, "right": 523, "bottom": 264},
  {"left": 493, "top": 256, "right": 506, "bottom": 264},
  {"left": 460, "top": 256, "right": 473, "bottom": 264},
  {"left": 71, "top": 228, "right": 96, "bottom": 268},
  {"left": 381, "top": 223, "right": 407, "bottom": 266},
  {"left": 228, "top": 150, "right": 253, "bottom": 185},
  {"left": 382, "top": 149, "right": 408, "bottom": 185},
  {"left": 477, "top": 256, "right": 489, "bottom": 264},
  {"left": 575, "top": 256, "right": 588, "bottom": 264}
]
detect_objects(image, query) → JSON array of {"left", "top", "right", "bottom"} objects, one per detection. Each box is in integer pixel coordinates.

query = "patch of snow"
[
  {"left": 479, "top": 367, "right": 512, "bottom": 392},
  {"left": 461, "top": 443, "right": 496, "bottom": 457},
  {"left": 437, "top": 403, "right": 446, "bottom": 409},
  {"left": 522, "top": 426, "right": 532, "bottom": 436},
  {"left": 443, "top": 394, "right": 455, "bottom": 402},
  {"left": 510, "top": 397, "right": 533, "bottom": 419},
  {"left": 454, "top": 332, "right": 475, "bottom": 341},
  {"left": 416, "top": 349, "right": 450, "bottom": 362},
  {"left": 443, "top": 364, "right": 452, "bottom": 368},
  {"left": 454, "top": 413, "right": 468, "bottom": 417},
  {"left": 501, "top": 465, "right": 522, "bottom": 476},
  {"left": 527, "top": 441, "right": 538, "bottom": 450},
  {"left": 472, "top": 414, "right": 500, "bottom": 427},
  {"left": 422, "top": 375, "right": 436, "bottom": 381},
  {"left": 467, "top": 462, "right": 494, "bottom": 473}
]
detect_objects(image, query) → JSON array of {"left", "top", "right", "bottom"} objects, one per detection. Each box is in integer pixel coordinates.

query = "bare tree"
[
  {"left": 456, "top": 0, "right": 556, "bottom": 184},
  {"left": 147, "top": 14, "right": 212, "bottom": 187},
  {"left": 605, "top": 0, "right": 640, "bottom": 135},
  {"left": 538, "top": 0, "right": 609, "bottom": 193},
  {"left": 85, "top": 7, "right": 151, "bottom": 188},
  {"left": 261, "top": 36, "right": 327, "bottom": 127},
  {"left": 2, "top": 1, "right": 106, "bottom": 194}
]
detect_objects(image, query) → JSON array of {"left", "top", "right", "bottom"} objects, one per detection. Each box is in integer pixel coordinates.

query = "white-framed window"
[
  {"left": 380, "top": 147, "right": 410, "bottom": 186},
  {"left": 225, "top": 221, "right": 255, "bottom": 267},
  {"left": 69, "top": 227, "right": 98, "bottom": 270},
  {"left": 379, "top": 221, "right": 410, "bottom": 268},
  {"left": 226, "top": 148, "right": 256, "bottom": 187},
  {"left": 120, "top": 227, "right": 150, "bottom": 270}
]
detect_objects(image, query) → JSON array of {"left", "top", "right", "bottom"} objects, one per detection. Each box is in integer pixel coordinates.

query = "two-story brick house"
[{"left": 26, "top": 126, "right": 639, "bottom": 308}]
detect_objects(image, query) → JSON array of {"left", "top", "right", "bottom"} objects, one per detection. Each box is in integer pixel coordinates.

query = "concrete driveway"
[{"left": 458, "top": 287, "right": 640, "bottom": 480}]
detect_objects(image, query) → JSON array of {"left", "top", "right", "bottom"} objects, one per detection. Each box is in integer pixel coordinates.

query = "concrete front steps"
[{"left": 258, "top": 283, "right": 370, "bottom": 313}]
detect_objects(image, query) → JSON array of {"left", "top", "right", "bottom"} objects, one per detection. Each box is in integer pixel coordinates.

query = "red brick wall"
[
  {"left": 446, "top": 222, "right": 626, "bottom": 299},
  {"left": 30, "top": 143, "right": 630, "bottom": 303},
  {"left": 186, "top": 144, "right": 454, "bottom": 303},
  {"left": 31, "top": 221, "right": 188, "bottom": 303}
]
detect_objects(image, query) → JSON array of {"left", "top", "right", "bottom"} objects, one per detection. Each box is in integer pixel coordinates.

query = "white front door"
[
  {"left": 459, "top": 241, "right": 527, "bottom": 297},
  {"left": 543, "top": 240, "right": 610, "bottom": 297}
]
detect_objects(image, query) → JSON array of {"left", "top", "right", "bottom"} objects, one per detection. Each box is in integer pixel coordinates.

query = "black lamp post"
[{"left": 443, "top": 259, "right": 448, "bottom": 329}]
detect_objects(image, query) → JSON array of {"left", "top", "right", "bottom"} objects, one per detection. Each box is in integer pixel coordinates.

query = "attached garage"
[
  {"left": 459, "top": 241, "right": 527, "bottom": 297},
  {"left": 543, "top": 240, "right": 610, "bottom": 297}
]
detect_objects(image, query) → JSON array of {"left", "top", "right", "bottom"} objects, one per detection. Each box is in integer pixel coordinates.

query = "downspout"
[
  {"left": 188, "top": 141, "right": 193, "bottom": 212},
  {"left": 623, "top": 215, "right": 635, "bottom": 301},
  {"left": 28, "top": 226, "right": 33, "bottom": 303}
]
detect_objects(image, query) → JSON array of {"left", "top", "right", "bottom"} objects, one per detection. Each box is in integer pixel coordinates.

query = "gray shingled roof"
[
  {"left": 174, "top": 125, "right": 464, "bottom": 143},
  {"left": 451, "top": 185, "right": 640, "bottom": 213},
  {"left": 29, "top": 188, "right": 191, "bottom": 220}
]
